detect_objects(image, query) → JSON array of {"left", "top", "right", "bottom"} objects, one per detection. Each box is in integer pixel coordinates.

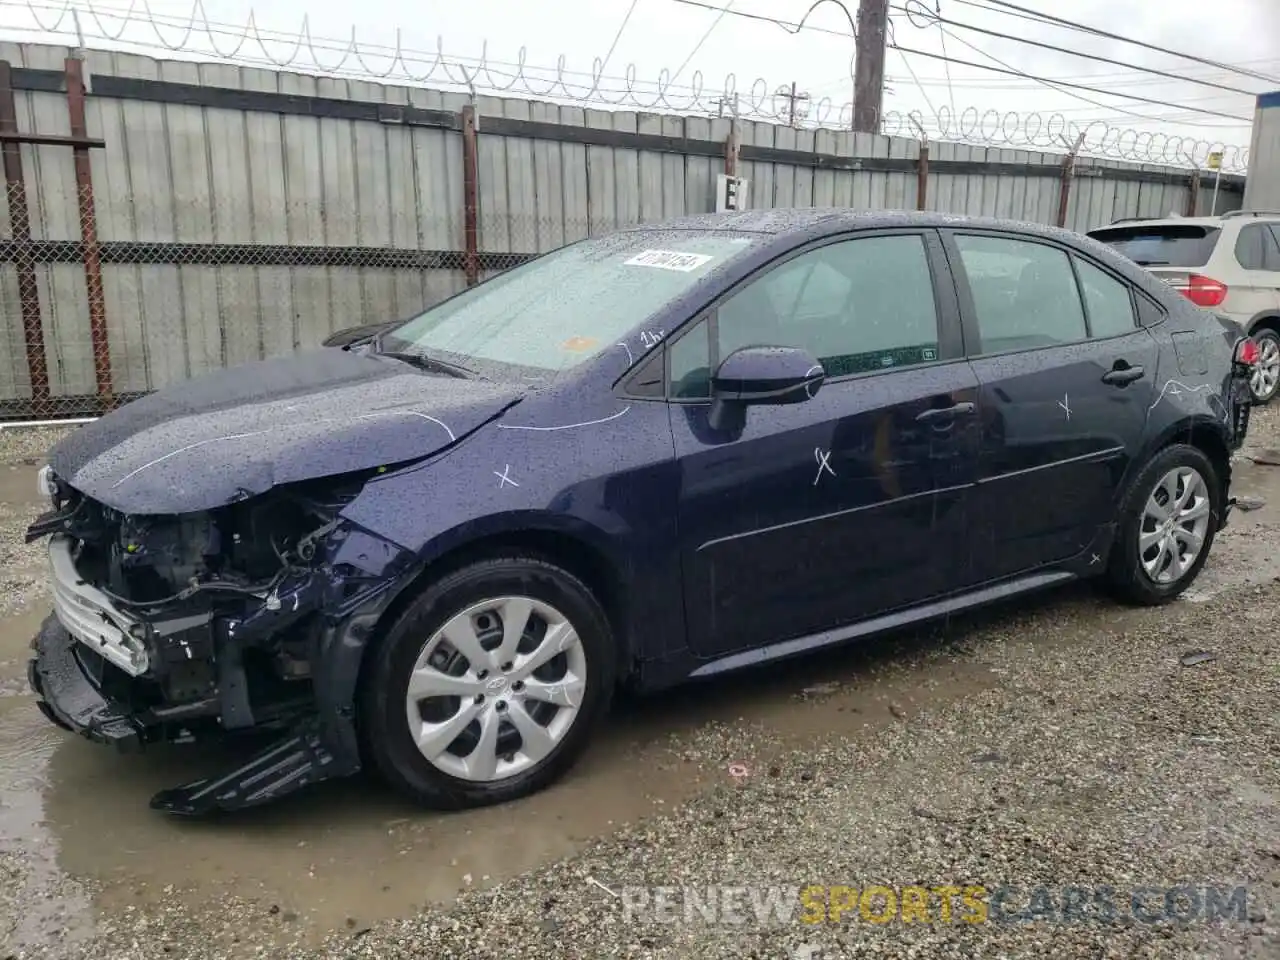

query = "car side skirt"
[{"left": 682, "top": 525, "right": 1118, "bottom": 681}]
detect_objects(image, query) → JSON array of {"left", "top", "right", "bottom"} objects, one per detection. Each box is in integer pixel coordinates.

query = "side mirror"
[
  {"left": 707, "top": 346, "right": 824, "bottom": 432},
  {"left": 711, "top": 345, "right": 825, "bottom": 404}
]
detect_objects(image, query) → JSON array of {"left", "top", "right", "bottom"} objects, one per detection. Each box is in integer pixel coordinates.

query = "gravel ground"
[
  {"left": 0, "top": 427, "right": 70, "bottom": 616},
  {"left": 2, "top": 414, "right": 1279, "bottom": 960}
]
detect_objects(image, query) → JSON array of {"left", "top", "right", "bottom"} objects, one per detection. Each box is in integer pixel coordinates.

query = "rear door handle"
[
  {"left": 1102, "top": 364, "right": 1145, "bottom": 385},
  {"left": 916, "top": 401, "right": 976, "bottom": 423}
]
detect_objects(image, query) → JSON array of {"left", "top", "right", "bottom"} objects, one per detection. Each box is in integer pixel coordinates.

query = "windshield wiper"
[
  {"left": 376, "top": 349, "right": 477, "bottom": 380},
  {"left": 1133, "top": 259, "right": 1171, "bottom": 266}
]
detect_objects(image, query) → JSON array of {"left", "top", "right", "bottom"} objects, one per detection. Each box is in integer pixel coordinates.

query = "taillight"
[
  {"left": 1235, "top": 337, "right": 1260, "bottom": 366},
  {"left": 1178, "top": 274, "right": 1228, "bottom": 308}
]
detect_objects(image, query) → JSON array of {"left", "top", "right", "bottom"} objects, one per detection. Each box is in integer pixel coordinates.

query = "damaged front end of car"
[{"left": 25, "top": 465, "right": 420, "bottom": 816}]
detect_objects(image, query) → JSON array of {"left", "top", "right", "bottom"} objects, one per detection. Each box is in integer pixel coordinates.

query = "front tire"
[
  {"left": 1249, "top": 327, "right": 1280, "bottom": 404},
  {"left": 359, "top": 555, "right": 616, "bottom": 809},
  {"left": 1105, "top": 444, "right": 1221, "bottom": 605}
]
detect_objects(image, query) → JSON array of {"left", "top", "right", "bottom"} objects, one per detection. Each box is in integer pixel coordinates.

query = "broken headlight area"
[{"left": 26, "top": 469, "right": 418, "bottom": 814}]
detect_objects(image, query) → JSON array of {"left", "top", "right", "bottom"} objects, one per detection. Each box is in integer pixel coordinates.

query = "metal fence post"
[
  {"left": 461, "top": 102, "right": 481, "bottom": 287},
  {"left": 724, "top": 93, "right": 740, "bottom": 179},
  {"left": 1056, "top": 133, "right": 1087, "bottom": 229},
  {"left": 1186, "top": 168, "right": 1201, "bottom": 217},
  {"left": 906, "top": 116, "right": 928, "bottom": 212},
  {"left": 0, "top": 61, "right": 50, "bottom": 405},
  {"left": 65, "top": 56, "right": 113, "bottom": 404},
  {"left": 916, "top": 140, "right": 930, "bottom": 211}
]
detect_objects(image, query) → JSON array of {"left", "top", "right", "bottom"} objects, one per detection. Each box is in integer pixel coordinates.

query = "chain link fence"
[
  {"left": 0, "top": 174, "right": 630, "bottom": 422},
  {"left": 1, "top": 180, "right": 491, "bottom": 421}
]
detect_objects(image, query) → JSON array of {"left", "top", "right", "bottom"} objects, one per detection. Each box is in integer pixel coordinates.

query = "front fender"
[
  {"left": 338, "top": 397, "right": 675, "bottom": 557},
  {"left": 335, "top": 396, "right": 684, "bottom": 678}
]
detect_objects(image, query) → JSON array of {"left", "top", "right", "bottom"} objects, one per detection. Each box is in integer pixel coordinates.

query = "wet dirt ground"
[
  {"left": 0, "top": 447, "right": 996, "bottom": 947},
  {"left": 2, "top": 417, "right": 1280, "bottom": 957}
]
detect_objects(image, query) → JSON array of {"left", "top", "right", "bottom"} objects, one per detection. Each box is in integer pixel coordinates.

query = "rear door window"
[
  {"left": 1087, "top": 224, "right": 1221, "bottom": 268},
  {"left": 1264, "top": 226, "right": 1280, "bottom": 271},
  {"left": 953, "top": 234, "right": 1087, "bottom": 353},
  {"left": 1074, "top": 258, "right": 1137, "bottom": 338},
  {"left": 1235, "top": 225, "right": 1268, "bottom": 270}
]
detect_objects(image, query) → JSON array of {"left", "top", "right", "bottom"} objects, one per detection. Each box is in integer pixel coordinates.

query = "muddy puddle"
[
  {"left": 3, "top": 457, "right": 1280, "bottom": 947},
  {"left": 0, "top": 592, "right": 995, "bottom": 944}
]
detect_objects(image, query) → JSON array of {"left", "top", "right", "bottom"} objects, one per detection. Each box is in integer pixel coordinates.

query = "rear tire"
[
  {"left": 1249, "top": 327, "right": 1280, "bottom": 404},
  {"left": 359, "top": 554, "right": 616, "bottom": 810},
  {"left": 1105, "top": 444, "right": 1221, "bottom": 606}
]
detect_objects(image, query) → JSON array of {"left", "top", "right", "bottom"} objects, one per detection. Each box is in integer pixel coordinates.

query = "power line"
[
  {"left": 667, "top": 0, "right": 1252, "bottom": 124},
  {"left": 890, "top": 53, "right": 1280, "bottom": 89},
  {"left": 599, "top": 0, "right": 642, "bottom": 75},
  {"left": 893, "top": 2, "right": 1259, "bottom": 98},
  {"left": 954, "top": 0, "right": 1280, "bottom": 86},
  {"left": 671, "top": 0, "right": 850, "bottom": 38},
  {"left": 885, "top": 17, "right": 938, "bottom": 124},
  {"left": 934, "top": 0, "right": 957, "bottom": 118},
  {"left": 669, "top": 0, "right": 736, "bottom": 84},
  {"left": 926, "top": 24, "right": 1177, "bottom": 127},
  {"left": 910, "top": 30, "right": 1251, "bottom": 124}
]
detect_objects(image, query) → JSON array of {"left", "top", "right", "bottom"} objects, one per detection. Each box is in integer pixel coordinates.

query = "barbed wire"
[{"left": 0, "top": 0, "right": 1251, "bottom": 171}]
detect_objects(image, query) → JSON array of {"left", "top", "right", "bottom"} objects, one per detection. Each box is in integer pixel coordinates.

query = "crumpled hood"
[{"left": 48, "top": 348, "right": 524, "bottom": 514}]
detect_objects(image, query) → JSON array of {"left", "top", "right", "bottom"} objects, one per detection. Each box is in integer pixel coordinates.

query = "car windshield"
[
  {"left": 1087, "top": 224, "right": 1221, "bottom": 268},
  {"left": 378, "top": 230, "right": 765, "bottom": 380}
]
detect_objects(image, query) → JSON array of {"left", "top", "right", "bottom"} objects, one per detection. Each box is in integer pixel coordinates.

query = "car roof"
[
  {"left": 1089, "top": 217, "right": 1227, "bottom": 231},
  {"left": 622, "top": 207, "right": 1089, "bottom": 244},
  {"left": 1092, "top": 214, "right": 1280, "bottom": 232}
]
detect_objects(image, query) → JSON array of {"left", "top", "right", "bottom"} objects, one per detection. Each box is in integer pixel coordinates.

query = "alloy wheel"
[
  {"left": 1138, "top": 466, "right": 1211, "bottom": 585},
  {"left": 403, "top": 596, "right": 586, "bottom": 782},
  {"left": 1251, "top": 335, "right": 1280, "bottom": 401}
]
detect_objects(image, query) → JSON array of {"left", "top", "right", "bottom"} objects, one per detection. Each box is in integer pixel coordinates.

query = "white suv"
[{"left": 1088, "top": 210, "right": 1280, "bottom": 404}]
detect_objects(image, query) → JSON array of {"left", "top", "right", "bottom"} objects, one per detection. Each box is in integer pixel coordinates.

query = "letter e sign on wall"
[{"left": 716, "top": 174, "right": 750, "bottom": 213}]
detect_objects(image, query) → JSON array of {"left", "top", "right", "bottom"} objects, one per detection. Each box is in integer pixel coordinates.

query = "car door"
[
  {"left": 667, "top": 230, "right": 982, "bottom": 660},
  {"left": 942, "top": 230, "right": 1161, "bottom": 584}
]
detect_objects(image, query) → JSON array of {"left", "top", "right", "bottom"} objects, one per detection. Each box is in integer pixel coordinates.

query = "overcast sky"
[{"left": 0, "top": 0, "right": 1275, "bottom": 162}]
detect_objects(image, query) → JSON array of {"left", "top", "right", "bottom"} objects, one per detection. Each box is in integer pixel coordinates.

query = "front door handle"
[
  {"left": 916, "top": 401, "right": 976, "bottom": 423},
  {"left": 1102, "top": 364, "right": 1145, "bottom": 386}
]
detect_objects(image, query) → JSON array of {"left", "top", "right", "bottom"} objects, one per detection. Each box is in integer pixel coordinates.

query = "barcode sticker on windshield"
[{"left": 624, "top": 249, "right": 714, "bottom": 272}]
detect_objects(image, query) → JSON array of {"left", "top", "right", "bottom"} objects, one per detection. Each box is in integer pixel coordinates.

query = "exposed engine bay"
[{"left": 26, "top": 466, "right": 417, "bottom": 815}]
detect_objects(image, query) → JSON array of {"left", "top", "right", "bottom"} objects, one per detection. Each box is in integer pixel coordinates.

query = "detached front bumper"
[{"left": 28, "top": 614, "right": 147, "bottom": 751}]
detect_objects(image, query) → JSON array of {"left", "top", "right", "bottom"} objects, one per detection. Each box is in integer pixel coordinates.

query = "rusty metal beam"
[
  {"left": 461, "top": 103, "right": 481, "bottom": 287},
  {"left": 0, "top": 61, "right": 49, "bottom": 405},
  {"left": 65, "top": 57, "right": 113, "bottom": 402},
  {"left": 917, "top": 142, "right": 929, "bottom": 211},
  {"left": 0, "top": 130, "right": 104, "bottom": 148}
]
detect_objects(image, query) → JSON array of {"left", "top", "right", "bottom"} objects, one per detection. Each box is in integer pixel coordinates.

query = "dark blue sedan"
[{"left": 26, "top": 210, "right": 1257, "bottom": 814}]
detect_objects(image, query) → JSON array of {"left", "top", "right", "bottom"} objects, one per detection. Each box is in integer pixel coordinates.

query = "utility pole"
[
  {"left": 776, "top": 82, "right": 810, "bottom": 128},
  {"left": 853, "top": 0, "right": 888, "bottom": 133}
]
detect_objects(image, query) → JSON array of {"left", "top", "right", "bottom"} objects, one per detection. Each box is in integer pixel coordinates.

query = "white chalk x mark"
[
  {"left": 813, "top": 447, "right": 836, "bottom": 486},
  {"left": 494, "top": 464, "right": 520, "bottom": 489},
  {"left": 1058, "top": 394, "right": 1071, "bottom": 420}
]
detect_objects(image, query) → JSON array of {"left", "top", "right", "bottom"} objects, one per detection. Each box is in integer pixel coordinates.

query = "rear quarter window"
[{"left": 1087, "top": 224, "right": 1221, "bottom": 268}]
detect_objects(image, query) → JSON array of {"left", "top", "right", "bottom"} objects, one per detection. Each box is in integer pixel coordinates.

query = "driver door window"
[{"left": 667, "top": 233, "right": 943, "bottom": 398}]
